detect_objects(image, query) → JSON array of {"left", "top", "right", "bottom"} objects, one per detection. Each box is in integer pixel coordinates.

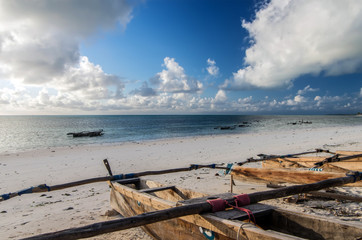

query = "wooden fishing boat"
[
  {"left": 232, "top": 150, "right": 362, "bottom": 186},
  {"left": 109, "top": 178, "right": 362, "bottom": 240},
  {"left": 66, "top": 129, "right": 104, "bottom": 137},
  {"left": 261, "top": 150, "right": 362, "bottom": 173},
  {"left": 231, "top": 167, "right": 362, "bottom": 187}
]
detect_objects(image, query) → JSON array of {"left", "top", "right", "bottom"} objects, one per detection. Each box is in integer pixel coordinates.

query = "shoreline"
[
  {"left": 1, "top": 123, "right": 360, "bottom": 156},
  {"left": 0, "top": 125, "right": 361, "bottom": 239},
  {"left": 2, "top": 114, "right": 361, "bottom": 155}
]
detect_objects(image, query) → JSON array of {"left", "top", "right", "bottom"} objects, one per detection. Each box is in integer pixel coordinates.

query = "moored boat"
[
  {"left": 66, "top": 129, "right": 104, "bottom": 137},
  {"left": 109, "top": 178, "right": 362, "bottom": 240}
]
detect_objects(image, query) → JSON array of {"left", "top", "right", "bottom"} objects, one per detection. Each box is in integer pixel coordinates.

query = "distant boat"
[{"left": 67, "top": 129, "right": 104, "bottom": 137}]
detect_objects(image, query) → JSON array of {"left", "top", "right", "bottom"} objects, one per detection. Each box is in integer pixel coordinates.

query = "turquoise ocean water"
[{"left": 0, "top": 115, "right": 361, "bottom": 154}]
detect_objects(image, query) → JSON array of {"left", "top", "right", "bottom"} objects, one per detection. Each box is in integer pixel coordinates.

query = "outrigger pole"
[
  {"left": 237, "top": 148, "right": 332, "bottom": 166},
  {"left": 0, "top": 163, "right": 229, "bottom": 202}
]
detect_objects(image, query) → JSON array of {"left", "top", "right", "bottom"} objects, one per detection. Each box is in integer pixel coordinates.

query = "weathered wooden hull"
[
  {"left": 262, "top": 151, "right": 362, "bottom": 173},
  {"left": 110, "top": 180, "right": 233, "bottom": 240},
  {"left": 232, "top": 167, "right": 362, "bottom": 187},
  {"left": 109, "top": 179, "right": 362, "bottom": 240}
]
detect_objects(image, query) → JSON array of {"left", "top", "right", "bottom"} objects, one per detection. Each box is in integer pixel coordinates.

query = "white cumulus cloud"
[
  {"left": 0, "top": 0, "right": 134, "bottom": 101},
  {"left": 215, "top": 89, "right": 227, "bottom": 102},
  {"left": 224, "top": 0, "right": 362, "bottom": 90},
  {"left": 297, "top": 85, "right": 319, "bottom": 95},
  {"left": 206, "top": 58, "right": 219, "bottom": 76},
  {"left": 153, "top": 57, "right": 203, "bottom": 94}
]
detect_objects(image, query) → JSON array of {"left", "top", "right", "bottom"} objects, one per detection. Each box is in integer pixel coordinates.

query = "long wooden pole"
[
  {"left": 314, "top": 153, "right": 362, "bottom": 167},
  {"left": 1, "top": 163, "right": 227, "bottom": 201},
  {"left": 237, "top": 149, "right": 330, "bottom": 166},
  {"left": 23, "top": 172, "right": 361, "bottom": 240}
]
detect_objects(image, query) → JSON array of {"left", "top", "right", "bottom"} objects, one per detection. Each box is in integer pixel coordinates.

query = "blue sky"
[{"left": 0, "top": 0, "right": 361, "bottom": 114}]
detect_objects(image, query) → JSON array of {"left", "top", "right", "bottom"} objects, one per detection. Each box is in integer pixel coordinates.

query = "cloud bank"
[
  {"left": 0, "top": 0, "right": 360, "bottom": 114},
  {"left": 224, "top": 0, "right": 362, "bottom": 90},
  {"left": 0, "top": 0, "right": 133, "bottom": 99}
]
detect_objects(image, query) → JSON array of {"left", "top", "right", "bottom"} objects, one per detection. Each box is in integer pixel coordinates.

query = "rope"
[
  {"left": 18, "top": 187, "right": 34, "bottom": 195},
  {"left": 227, "top": 194, "right": 256, "bottom": 224},
  {"left": 1, "top": 184, "right": 52, "bottom": 201},
  {"left": 189, "top": 164, "right": 199, "bottom": 170},
  {"left": 1, "top": 193, "right": 10, "bottom": 200},
  {"left": 112, "top": 174, "right": 123, "bottom": 180},
  {"left": 38, "top": 184, "right": 51, "bottom": 191},
  {"left": 124, "top": 173, "right": 135, "bottom": 179},
  {"left": 236, "top": 222, "right": 249, "bottom": 240}
]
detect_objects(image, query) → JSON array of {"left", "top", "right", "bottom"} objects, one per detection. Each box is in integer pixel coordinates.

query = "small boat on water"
[
  {"left": 109, "top": 178, "right": 362, "bottom": 240},
  {"left": 66, "top": 129, "right": 104, "bottom": 137}
]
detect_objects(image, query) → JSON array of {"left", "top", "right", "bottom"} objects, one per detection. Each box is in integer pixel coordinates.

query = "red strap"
[
  {"left": 234, "top": 194, "right": 250, "bottom": 206},
  {"left": 232, "top": 205, "right": 256, "bottom": 224},
  {"left": 224, "top": 194, "right": 255, "bottom": 224},
  {"left": 207, "top": 195, "right": 255, "bottom": 224},
  {"left": 207, "top": 198, "right": 226, "bottom": 212}
]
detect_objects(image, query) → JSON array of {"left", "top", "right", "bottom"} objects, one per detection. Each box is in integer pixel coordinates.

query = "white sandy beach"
[{"left": 1, "top": 125, "right": 362, "bottom": 239}]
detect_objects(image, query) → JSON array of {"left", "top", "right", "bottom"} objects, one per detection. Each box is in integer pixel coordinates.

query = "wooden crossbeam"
[{"left": 140, "top": 185, "right": 176, "bottom": 193}]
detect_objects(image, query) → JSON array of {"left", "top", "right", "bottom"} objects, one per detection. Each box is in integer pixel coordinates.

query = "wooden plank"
[
  {"left": 262, "top": 159, "right": 310, "bottom": 168},
  {"left": 211, "top": 203, "right": 274, "bottom": 220},
  {"left": 111, "top": 182, "right": 175, "bottom": 210},
  {"left": 328, "top": 162, "right": 362, "bottom": 171},
  {"left": 336, "top": 150, "right": 362, "bottom": 156},
  {"left": 231, "top": 167, "right": 362, "bottom": 187},
  {"left": 180, "top": 214, "right": 300, "bottom": 240},
  {"left": 265, "top": 230, "right": 305, "bottom": 240},
  {"left": 140, "top": 186, "right": 176, "bottom": 193},
  {"left": 144, "top": 180, "right": 206, "bottom": 202}
]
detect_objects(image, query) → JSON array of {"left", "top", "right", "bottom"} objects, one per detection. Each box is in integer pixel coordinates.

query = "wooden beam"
[
  {"left": 314, "top": 154, "right": 362, "bottom": 167},
  {"left": 140, "top": 186, "right": 176, "bottom": 193}
]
